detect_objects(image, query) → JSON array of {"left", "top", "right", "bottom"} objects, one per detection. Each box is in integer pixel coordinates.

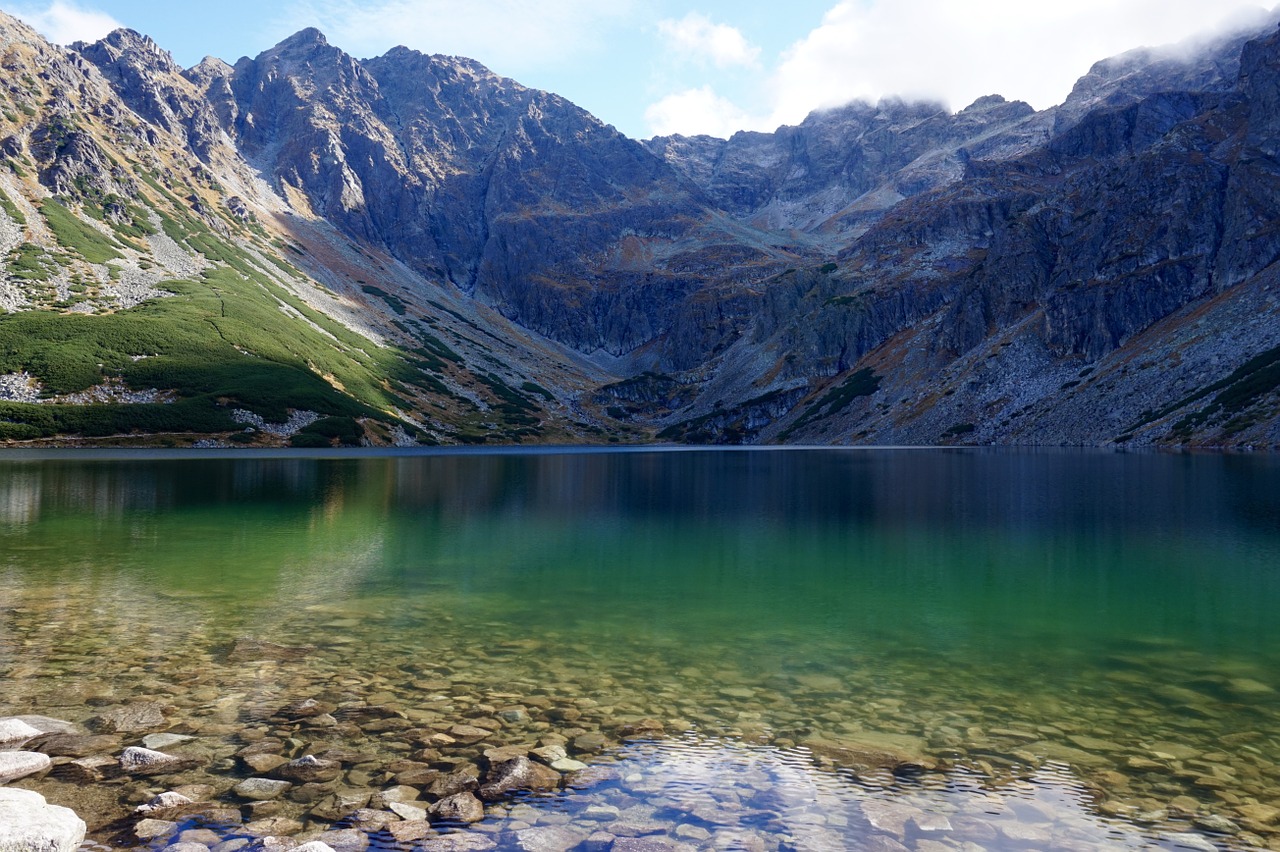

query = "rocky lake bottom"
[{"left": 1, "top": 449, "right": 1279, "bottom": 851}]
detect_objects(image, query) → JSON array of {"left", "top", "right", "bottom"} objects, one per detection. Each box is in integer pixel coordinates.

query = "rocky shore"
[
  {"left": 2, "top": 629, "right": 1277, "bottom": 852},
  {"left": 4, "top": 584, "right": 1279, "bottom": 852}
]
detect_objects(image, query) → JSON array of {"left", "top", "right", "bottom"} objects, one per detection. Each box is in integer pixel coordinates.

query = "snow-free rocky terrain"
[{"left": 0, "top": 9, "right": 1278, "bottom": 447}]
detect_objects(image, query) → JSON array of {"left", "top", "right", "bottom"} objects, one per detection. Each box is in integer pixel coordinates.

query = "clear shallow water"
[{"left": 2, "top": 448, "right": 1279, "bottom": 851}]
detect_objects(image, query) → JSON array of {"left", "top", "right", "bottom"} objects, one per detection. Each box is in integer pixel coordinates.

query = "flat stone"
[
  {"left": 244, "top": 838, "right": 298, "bottom": 852},
  {"left": 9, "top": 716, "right": 78, "bottom": 735},
  {"left": 801, "top": 736, "right": 928, "bottom": 771},
  {"left": 242, "top": 818, "right": 305, "bottom": 837},
  {"left": 388, "top": 801, "right": 427, "bottom": 821},
  {"left": 57, "top": 755, "right": 116, "bottom": 783},
  {"left": 429, "top": 792, "right": 485, "bottom": 824},
  {"left": 179, "top": 830, "right": 224, "bottom": 846},
  {"left": 417, "top": 836, "right": 497, "bottom": 852},
  {"left": 999, "top": 823, "right": 1052, "bottom": 844},
  {"left": 483, "top": 745, "right": 530, "bottom": 764},
  {"left": 478, "top": 756, "right": 561, "bottom": 801},
  {"left": 273, "top": 755, "right": 341, "bottom": 783},
  {"left": 88, "top": 702, "right": 168, "bottom": 734},
  {"left": 1226, "top": 678, "right": 1274, "bottom": 695},
  {"left": 385, "top": 821, "right": 432, "bottom": 843},
  {"left": 313, "top": 830, "right": 366, "bottom": 852},
  {"left": 550, "top": 757, "right": 589, "bottom": 772},
  {"left": 862, "top": 801, "right": 921, "bottom": 837},
  {"left": 674, "top": 824, "right": 711, "bottom": 841},
  {"left": 912, "top": 812, "right": 953, "bottom": 832},
  {"left": 243, "top": 754, "right": 289, "bottom": 774},
  {"left": 571, "top": 733, "right": 609, "bottom": 754},
  {"left": 163, "top": 843, "right": 212, "bottom": 852},
  {"left": 227, "top": 638, "right": 315, "bottom": 662},
  {"left": 1150, "top": 742, "right": 1200, "bottom": 760},
  {"left": 27, "top": 733, "right": 120, "bottom": 757},
  {"left": 0, "top": 788, "right": 86, "bottom": 852},
  {"left": 447, "top": 725, "right": 492, "bottom": 744},
  {"left": 426, "top": 766, "right": 480, "bottom": 798},
  {"left": 514, "top": 826, "right": 588, "bottom": 852},
  {"left": 1067, "top": 735, "right": 1124, "bottom": 752},
  {"left": 345, "top": 809, "right": 395, "bottom": 831},
  {"left": 530, "top": 745, "right": 567, "bottom": 764},
  {"left": 307, "top": 792, "right": 371, "bottom": 822},
  {"left": 134, "top": 819, "right": 179, "bottom": 840},
  {"left": 0, "top": 750, "right": 52, "bottom": 783},
  {"left": 581, "top": 805, "right": 621, "bottom": 821},
  {"left": 136, "top": 792, "right": 196, "bottom": 814},
  {"left": 235, "top": 779, "right": 293, "bottom": 801},
  {"left": 293, "top": 843, "right": 337, "bottom": 852},
  {"left": 615, "top": 719, "right": 666, "bottom": 739},
  {"left": 496, "top": 706, "right": 530, "bottom": 724},
  {"left": 144, "top": 733, "right": 196, "bottom": 750},
  {"left": 373, "top": 785, "right": 420, "bottom": 805},
  {"left": 1194, "top": 813, "right": 1240, "bottom": 834},
  {"left": 119, "top": 746, "right": 198, "bottom": 776},
  {"left": 1161, "top": 833, "right": 1218, "bottom": 852},
  {"left": 277, "top": 699, "right": 335, "bottom": 719},
  {"left": 0, "top": 718, "right": 42, "bottom": 744},
  {"left": 610, "top": 840, "right": 686, "bottom": 852},
  {"left": 1237, "top": 803, "right": 1280, "bottom": 824}
]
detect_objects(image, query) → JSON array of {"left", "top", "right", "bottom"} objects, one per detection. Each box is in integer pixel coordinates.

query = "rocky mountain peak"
[
  {"left": 0, "top": 9, "right": 49, "bottom": 49},
  {"left": 276, "top": 26, "right": 330, "bottom": 52},
  {"left": 73, "top": 28, "right": 180, "bottom": 76}
]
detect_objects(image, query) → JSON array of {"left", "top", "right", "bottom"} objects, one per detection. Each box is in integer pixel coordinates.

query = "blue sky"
[{"left": 8, "top": 0, "right": 1272, "bottom": 139}]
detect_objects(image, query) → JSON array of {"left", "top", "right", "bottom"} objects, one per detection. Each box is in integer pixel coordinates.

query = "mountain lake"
[{"left": 1, "top": 447, "right": 1278, "bottom": 851}]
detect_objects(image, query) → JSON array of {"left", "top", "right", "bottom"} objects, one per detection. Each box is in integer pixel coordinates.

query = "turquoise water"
[{"left": 1, "top": 448, "right": 1278, "bottom": 850}]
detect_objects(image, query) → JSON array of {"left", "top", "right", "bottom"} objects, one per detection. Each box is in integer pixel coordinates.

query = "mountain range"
[{"left": 0, "top": 8, "right": 1277, "bottom": 448}]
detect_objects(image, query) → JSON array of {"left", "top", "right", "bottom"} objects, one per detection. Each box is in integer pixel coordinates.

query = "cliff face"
[{"left": 1, "top": 10, "right": 1278, "bottom": 447}]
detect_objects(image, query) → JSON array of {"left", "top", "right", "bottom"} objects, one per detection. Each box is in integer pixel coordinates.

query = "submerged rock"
[
  {"left": 478, "top": 756, "right": 561, "bottom": 801},
  {"left": 234, "top": 779, "right": 292, "bottom": 801},
  {"left": 227, "top": 638, "right": 315, "bottom": 662},
  {"left": 429, "top": 792, "right": 485, "bottom": 824},
  {"left": 0, "top": 788, "right": 85, "bottom": 852},
  {"left": 88, "top": 702, "right": 168, "bottom": 734},
  {"left": 27, "top": 733, "right": 120, "bottom": 757},
  {"left": 272, "top": 755, "right": 340, "bottom": 783},
  {"left": 119, "top": 746, "right": 198, "bottom": 776}
]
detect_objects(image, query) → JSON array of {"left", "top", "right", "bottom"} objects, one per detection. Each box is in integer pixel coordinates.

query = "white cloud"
[
  {"left": 276, "top": 0, "right": 634, "bottom": 71},
  {"left": 644, "top": 85, "right": 754, "bottom": 138},
  {"left": 10, "top": 0, "right": 121, "bottom": 46},
  {"left": 764, "top": 0, "right": 1270, "bottom": 128},
  {"left": 657, "top": 12, "right": 761, "bottom": 69}
]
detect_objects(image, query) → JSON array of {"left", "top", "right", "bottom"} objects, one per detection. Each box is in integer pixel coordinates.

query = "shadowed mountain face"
[{"left": 0, "top": 10, "right": 1277, "bottom": 448}]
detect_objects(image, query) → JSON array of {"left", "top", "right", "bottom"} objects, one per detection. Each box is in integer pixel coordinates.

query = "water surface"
[{"left": 1, "top": 448, "right": 1278, "bottom": 851}]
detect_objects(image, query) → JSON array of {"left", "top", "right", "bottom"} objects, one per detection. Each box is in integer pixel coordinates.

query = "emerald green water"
[{"left": 2, "top": 448, "right": 1279, "bottom": 850}]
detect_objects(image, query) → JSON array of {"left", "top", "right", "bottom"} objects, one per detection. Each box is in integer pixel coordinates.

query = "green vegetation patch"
[
  {"left": 0, "top": 241, "right": 415, "bottom": 438},
  {"left": 39, "top": 199, "right": 122, "bottom": 264},
  {"left": 779, "top": 368, "right": 881, "bottom": 441},
  {"left": 0, "top": 189, "right": 27, "bottom": 225},
  {"left": 361, "top": 284, "right": 407, "bottom": 316},
  {"left": 7, "top": 243, "right": 57, "bottom": 281},
  {"left": 289, "top": 416, "right": 364, "bottom": 448},
  {"left": 1130, "top": 344, "right": 1280, "bottom": 437}
]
